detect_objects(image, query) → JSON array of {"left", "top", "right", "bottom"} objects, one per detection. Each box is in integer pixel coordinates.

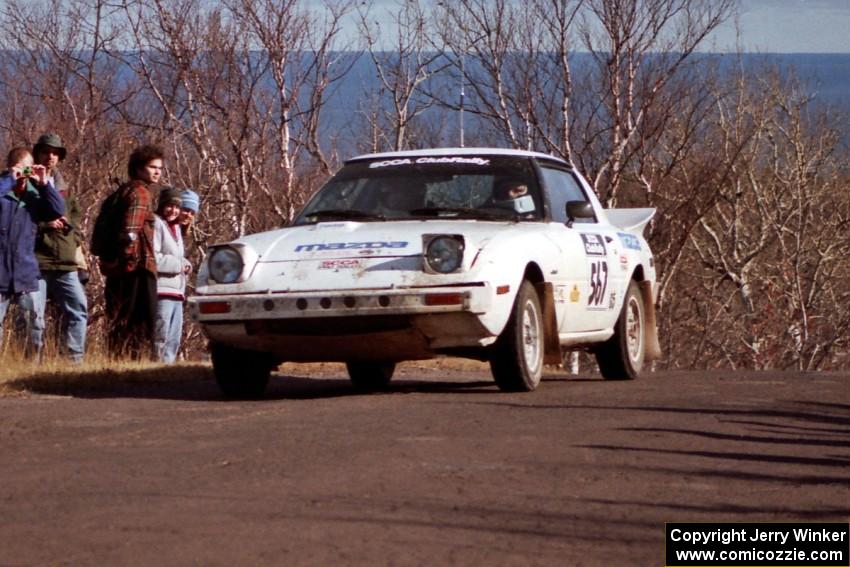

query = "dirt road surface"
[{"left": 1, "top": 366, "right": 848, "bottom": 566}]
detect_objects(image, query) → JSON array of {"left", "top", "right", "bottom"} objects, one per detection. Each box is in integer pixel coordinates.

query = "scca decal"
[
  {"left": 580, "top": 233, "right": 607, "bottom": 257},
  {"left": 295, "top": 241, "right": 409, "bottom": 252},
  {"left": 368, "top": 156, "right": 490, "bottom": 168}
]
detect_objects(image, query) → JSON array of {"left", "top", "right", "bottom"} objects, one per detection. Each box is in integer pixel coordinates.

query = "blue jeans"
[
  {"left": 0, "top": 290, "right": 42, "bottom": 358},
  {"left": 155, "top": 297, "right": 184, "bottom": 363},
  {"left": 34, "top": 271, "right": 88, "bottom": 362}
]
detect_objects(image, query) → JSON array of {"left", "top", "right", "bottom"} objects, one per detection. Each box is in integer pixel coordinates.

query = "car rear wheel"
[
  {"left": 489, "top": 280, "right": 544, "bottom": 392},
  {"left": 595, "top": 280, "right": 645, "bottom": 380},
  {"left": 346, "top": 361, "right": 396, "bottom": 391},
  {"left": 211, "top": 344, "right": 275, "bottom": 399}
]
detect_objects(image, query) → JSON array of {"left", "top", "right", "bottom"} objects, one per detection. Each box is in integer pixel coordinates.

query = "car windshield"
[{"left": 293, "top": 155, "right": 543, "bottom": 225}]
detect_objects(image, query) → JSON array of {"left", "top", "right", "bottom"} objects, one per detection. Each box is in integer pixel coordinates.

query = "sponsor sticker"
[
  {"left": 618, "top": 232, "right": 641, "bottom": 251},
  {"left": 554, "top": 285, "right": 568, "bottom": 304},
  {"left": 570, "top": 284, "right": 580, "bottom": 303},
  {"left": 319, "top": 259, "right": 361, "bottom": 270},
  {"left": 580, "top": 233, "right": 607, "bottom": 257},
  {"left": 620, "top": 254, "right": 629, "bottom": 270},
  {"left": 608, "top": 292, "right": 616, "bottom": 309},
  {"left": 369, "top": 156, "right": 490, "bottom": 168},
  {"left": 295, "top": 241, "right": 409, "bottom": 252}
]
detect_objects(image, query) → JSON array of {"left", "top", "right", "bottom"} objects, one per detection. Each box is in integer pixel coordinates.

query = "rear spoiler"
[{"left": 604, "top": 208, "right": 656, "bottom": 236}]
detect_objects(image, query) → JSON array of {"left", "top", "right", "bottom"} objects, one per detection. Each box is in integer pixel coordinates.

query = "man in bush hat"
[{"left": 32, "top": 132, "right": 88, "bottom": 362}]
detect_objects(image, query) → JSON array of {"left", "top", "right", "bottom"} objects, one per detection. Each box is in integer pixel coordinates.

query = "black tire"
[
  {"left": 489, "top": 280, "right": 544, "bottom": 392},
  {"left": 211, "top": 344, "right": 275, "bottom": 399},
  {"left": 346, "top": 361, "right": 396, "bottom": 391},
  {"left": 596, "top": 280, "right": 645, "bottom": 380}
]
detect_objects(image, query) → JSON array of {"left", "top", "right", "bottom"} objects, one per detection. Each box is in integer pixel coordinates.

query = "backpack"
[{"left": 90, "top": 184, "right": 130, "bottom": 261}]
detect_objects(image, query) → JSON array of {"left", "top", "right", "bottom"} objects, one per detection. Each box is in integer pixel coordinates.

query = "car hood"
[
  {"left": 238, "top": 220, "right": 514, "bottom": 263},
  {"left": 209, "top": 220, "right": 527, "bottom": 293}
]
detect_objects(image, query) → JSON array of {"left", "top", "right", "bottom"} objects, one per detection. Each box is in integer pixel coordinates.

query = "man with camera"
[
  {"left": 32, "top": 133, "right": 89, "bottom": 362},
  {"left": 0, "top": 147, "right": 65, "bottom": 359}
]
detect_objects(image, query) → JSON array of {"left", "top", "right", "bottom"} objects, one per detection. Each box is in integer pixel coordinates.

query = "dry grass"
[
  {"left": 0, "top": 353, "right": 210, "bottom": 397},
  {"left": 0, "top": 346, "right": 493, "bottom": 398}
]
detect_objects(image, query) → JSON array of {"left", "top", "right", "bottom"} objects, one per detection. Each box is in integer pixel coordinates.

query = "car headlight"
[
  {"left": 425, "top": 235, "right": 464, "bottom": 274},
  {"left": 208, "top": 246, "right": 244, "bottom": 284}
]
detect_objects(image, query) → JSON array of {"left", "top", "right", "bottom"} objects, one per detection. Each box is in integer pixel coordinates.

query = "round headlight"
[
  {"left": 209, "top": 247, "right": 244, "bottom": 284},
  {"left": 426, "top": 236, "right": 464, "bottom": 274}
]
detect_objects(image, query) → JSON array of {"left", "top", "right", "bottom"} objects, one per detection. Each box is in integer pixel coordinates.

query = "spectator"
[
  {"left": 101, "top": 145, "right": 163, "bottom": 360},
  {"left": 177, "top": 188, "right": 199, "bottom": 253},
  {"left": 178, "top": 189, "right": 199, "bottom": 235},
  {"left": 31, "top": 133, "right": 88, "bottom": 363},
  {"left": 153, "top": 187, "right": 192, "bottom": 363},
  {"left": 0, "top": 148, "right": 65, "bottom": 359}
]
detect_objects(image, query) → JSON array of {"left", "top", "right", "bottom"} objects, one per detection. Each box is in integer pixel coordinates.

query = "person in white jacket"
[{"left": 153, "top": 187, "right": 192, "bottom": 363}]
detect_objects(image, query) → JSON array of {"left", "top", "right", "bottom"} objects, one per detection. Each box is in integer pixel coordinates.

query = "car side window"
[{"left": 539, "top": 167, "right": 593, "bottom": 223}]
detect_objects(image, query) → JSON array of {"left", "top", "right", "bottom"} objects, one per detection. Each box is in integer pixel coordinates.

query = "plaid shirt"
[{"left": 116, "top": 180, "right": 157, "bottom": 276}]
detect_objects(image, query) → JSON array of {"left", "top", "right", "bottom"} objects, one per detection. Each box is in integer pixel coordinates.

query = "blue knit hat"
[{"left": 181, "top": 189, "right": 200, "bottom": 213}]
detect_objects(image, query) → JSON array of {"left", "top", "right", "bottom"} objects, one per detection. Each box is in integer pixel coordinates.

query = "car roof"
[{"left": 346, "top": 147, "right": 570, "bottom": 168}]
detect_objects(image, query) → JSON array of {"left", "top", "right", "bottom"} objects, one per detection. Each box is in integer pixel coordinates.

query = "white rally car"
[{"left": 189, "top": 148, "right": 661, "bottom": 398}]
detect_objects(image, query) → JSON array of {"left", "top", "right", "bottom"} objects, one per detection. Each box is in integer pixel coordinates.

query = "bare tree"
[
  {"left": 576, "top": 0, "right": 735, "bottom": 205},
  {"left": 227, "top": 0, "right": 356, "bottom": 221},
  {"left": 0, "top": 0, "right": 147, "bottom": 346},
  {"left": 357, "top": 0, "right": 449, "bottom": 151},
  {"left": 664, "top": 68, "right": 850, "bottom": 370},
  {"left": 524, "top": 0, "right": 585, "bottom": 165},
  {"left": 431, "top": 0, "right": 534, "bottom": 148}
]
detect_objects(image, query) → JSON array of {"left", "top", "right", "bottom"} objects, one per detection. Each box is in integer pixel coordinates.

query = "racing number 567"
[{"left": 588, "top": 261, "right": 608, "bottom": 306}]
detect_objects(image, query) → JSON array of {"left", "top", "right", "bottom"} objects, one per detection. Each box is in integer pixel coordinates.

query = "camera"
[{"left": 21, "top": 166, "right": 33, "bottom": 177}]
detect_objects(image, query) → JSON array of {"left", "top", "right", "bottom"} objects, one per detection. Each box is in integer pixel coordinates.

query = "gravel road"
[{"left": 1, "top": 366, "right": 848, "bottom": 566}]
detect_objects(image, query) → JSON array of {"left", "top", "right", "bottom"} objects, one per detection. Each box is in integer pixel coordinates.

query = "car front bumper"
[{"left": 188, "top": 285, "right": 498, "bottom": 361}]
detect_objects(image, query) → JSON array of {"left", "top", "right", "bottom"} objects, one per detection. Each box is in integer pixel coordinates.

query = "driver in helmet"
[{"left": 483, "top": 178, "right": 537, "bottom": 217}]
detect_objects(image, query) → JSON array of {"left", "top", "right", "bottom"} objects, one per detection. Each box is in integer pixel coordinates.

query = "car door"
[
  {"left": 537, "top": 166, "right": 592, "bottom": 334},
  {"left": 539, "top": 166, "right": 623, "bottom": 332}
]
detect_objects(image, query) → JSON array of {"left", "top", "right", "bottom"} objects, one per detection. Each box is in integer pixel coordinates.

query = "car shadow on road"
[
  {"left": 5, "top": 365, "right": 502, "bottom": 401},
  {"left": 578, "top": 400, "right": 850, "bottom": 515},
  {"left": 577, "top": 496, "right": 850, "bottom": 520},
  {"left": 460, "top": 397, "right": 850, "bottom": 503}
]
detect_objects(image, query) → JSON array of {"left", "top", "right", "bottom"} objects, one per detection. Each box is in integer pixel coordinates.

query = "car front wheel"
[
  {"left": 489, "top": 280, "right": 544, "bottom": 392},
  {"left": 595, "top": 280, "right": 645, "bottom": 380},
  {"left": 211, "top": 344, "right": 275, "bottom": 399}
]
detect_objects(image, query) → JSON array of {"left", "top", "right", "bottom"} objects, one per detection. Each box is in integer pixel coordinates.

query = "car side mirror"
[{"left": 566, "top": 201, "right": 594, "bottom": 226}]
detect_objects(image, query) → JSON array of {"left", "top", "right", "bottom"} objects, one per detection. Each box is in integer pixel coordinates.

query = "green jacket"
[{"left": 35, "top": 172, "right": 83, "bottom": 272}]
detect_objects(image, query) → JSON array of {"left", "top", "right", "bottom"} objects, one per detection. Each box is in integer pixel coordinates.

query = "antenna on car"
[{"left": 459, "top": 52, "right": 465, "bottom": 148}]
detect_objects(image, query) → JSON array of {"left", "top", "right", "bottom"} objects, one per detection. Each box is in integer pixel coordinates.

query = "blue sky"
[
  {"left": 349, "top": 0, "right": 850, "bottom": 53},
  {"left": 713, "top": 0, "right": 850, "bottom": 52}
]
